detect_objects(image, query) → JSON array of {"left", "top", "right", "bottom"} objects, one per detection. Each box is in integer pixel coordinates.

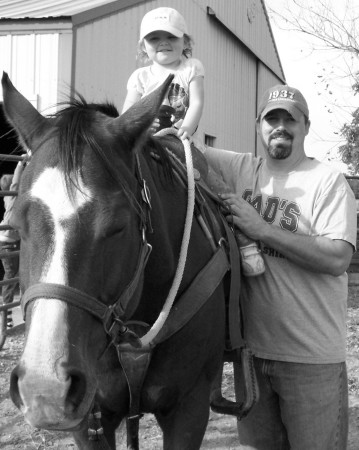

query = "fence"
[{"left": 0, "top": 153, "right": 22, "bottom": 349}]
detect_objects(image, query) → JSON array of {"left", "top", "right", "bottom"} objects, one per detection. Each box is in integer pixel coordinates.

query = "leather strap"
[
  {"left": 117, "top": 345, "right": 152, "bottom": 419},
  {"left": 21, "top": 282, "right": 108, "bottom": 321},
  {"left": 220, "top": 215, "right": 245, "bottom": 350},
  {"left": 149, "top": 244, "right": 229, "bottom": 347},
  {"left": 21, "top": 240, "right": 152, "bottom": 327}
]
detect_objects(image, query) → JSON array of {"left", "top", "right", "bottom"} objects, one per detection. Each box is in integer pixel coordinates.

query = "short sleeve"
[
  {"left": 188, "top": 58, "right": 205, "bottom": 81},
  {"left": 312, "top": 175, "right": 357, "bottom": 249},
  {"left": 204, "top": 147, "right": 260, "bottom": 191},
  {"left": 126, "top": 69, "right": 145, "bottom": 95}
]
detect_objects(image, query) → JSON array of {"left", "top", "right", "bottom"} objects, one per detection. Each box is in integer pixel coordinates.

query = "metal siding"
[
  {"left": 34, "top": 34, "right": 59, "bottom": 112},
  {"left": 57, "top": 32, "right": 72, "bottom": 101},
  {"left": 0, "top": 34, "right": 12, "bottom": 75},
  {"left": 196, "top": 10, "right": 258, "bottom": 152},
  {"left": 0, "top": 33, "right": 59, "bottom": 111},
  {"left": 202, "top": 0, "right": 284, "bottom": 81}
]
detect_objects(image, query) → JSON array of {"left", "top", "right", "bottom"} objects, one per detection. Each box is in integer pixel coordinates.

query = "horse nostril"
[
  {"left": 66, "top": 371, "right": 87, "bottom": 412},
  {"left": 10, "top": 366, "right": 24, "bottom": 409}
]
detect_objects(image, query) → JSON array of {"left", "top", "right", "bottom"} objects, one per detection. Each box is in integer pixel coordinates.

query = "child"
[
  {"left": 122, "top": 7, "right": 204, "bottom": 141},
  {"left": 123, "top": 7, "right": 264, "bottom": 276}
]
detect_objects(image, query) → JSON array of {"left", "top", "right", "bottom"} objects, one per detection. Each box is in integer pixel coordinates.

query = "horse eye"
[{"left": 103, "top": 226, "right": 125, "bottom": 239}]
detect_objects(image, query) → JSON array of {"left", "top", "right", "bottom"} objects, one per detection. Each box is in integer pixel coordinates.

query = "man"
[
  {"left": 0, "top": 159, "right": 26, "bottom": 328},
  {"left": 204, "top": 85, "right": 357, "bottom": 449}
]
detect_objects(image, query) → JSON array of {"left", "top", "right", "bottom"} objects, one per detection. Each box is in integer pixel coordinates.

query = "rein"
[{"left": 140, "top": 128, "right": 195, "bottom": 346}]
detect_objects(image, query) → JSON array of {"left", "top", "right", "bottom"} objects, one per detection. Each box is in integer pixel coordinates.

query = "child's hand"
[
  {"left": 149, "top": 118, "right": 160, "bottom": 134},
  {"left": 176, "top": 126, "right": 191, "bottom": 141}
]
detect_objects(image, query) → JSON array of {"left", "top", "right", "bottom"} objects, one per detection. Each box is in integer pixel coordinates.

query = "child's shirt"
[{"left": 127, "top": 57, "right": 204, "bottom": 124}]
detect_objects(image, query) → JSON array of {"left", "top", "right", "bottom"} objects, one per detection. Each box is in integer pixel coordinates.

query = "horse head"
[{"left": 1, "top": 72, "right": 174, "bottom": 431}]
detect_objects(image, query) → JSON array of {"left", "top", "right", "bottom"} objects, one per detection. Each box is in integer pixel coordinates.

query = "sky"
[{"left": 265, "top": 0, "right": 358, "bottom": 172}]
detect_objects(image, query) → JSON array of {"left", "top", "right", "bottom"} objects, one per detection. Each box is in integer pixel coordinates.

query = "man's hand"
[
  {"left": 220, "top": 192, "right": 268, "bottom": 241},
  {"left": 219, "top": 193, "right": 353, "bottom": 276}
]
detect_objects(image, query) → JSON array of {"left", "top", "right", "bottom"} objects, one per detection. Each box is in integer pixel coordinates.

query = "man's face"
[{"left": 259, "top": 109, "right": 309, "bottom": 160}]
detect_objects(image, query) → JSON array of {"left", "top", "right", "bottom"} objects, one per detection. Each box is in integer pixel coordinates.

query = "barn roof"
[{"left": 0, "top": 0, "right": 119, "bottom": 19}]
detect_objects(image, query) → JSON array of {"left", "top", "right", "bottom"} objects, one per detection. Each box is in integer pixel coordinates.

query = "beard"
[
  {"left": 267, "top": 131, "right": 293, "bottom": 160},
  {"left": 267, "top": 142, "right": 292, "bottom": 159}
]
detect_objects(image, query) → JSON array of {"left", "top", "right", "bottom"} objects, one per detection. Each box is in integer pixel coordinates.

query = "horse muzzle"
[{"left": 10, "top": 363, "right": 92, "bottom": 430}]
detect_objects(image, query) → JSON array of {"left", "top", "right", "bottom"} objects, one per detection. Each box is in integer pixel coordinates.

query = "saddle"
[{"left": 154, "top": 133, "right": 259, "bottom": 419}]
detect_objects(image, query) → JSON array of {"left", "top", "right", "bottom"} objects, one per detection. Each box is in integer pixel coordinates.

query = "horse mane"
[
  {"left": 52, "top": 96, "right": 120, "bottom": 187},
  {"left": 50, "top": 95, "right": 175, "bottom": 212}
]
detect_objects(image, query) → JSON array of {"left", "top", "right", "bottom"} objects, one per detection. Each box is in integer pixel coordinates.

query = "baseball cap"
[
  {"left": 140, "top": 7, "right": 188, "bottom": 40},
  {"left": 257, "top": 85, "right": 309, "bottom": 121}
]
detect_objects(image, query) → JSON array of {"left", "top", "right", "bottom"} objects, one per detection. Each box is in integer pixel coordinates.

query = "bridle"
[
  {"left": 20, "top": 130, "right": 196, "bottom": 350},
  {"left": 20, "top": 149, "right": 154, "bottom": 348}
]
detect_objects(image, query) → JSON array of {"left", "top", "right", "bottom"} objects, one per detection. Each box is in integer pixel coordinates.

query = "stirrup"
[{"left": 210, "top": 347, "right": 259, "bottom": 419}]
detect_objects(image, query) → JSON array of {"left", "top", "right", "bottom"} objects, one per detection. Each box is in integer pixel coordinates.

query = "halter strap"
[
  {"left": 21, "top": 283, "right": 108, "bottom": 320},
  {"left": 21, "top": 237, "right": 152, "bottom": 332}
]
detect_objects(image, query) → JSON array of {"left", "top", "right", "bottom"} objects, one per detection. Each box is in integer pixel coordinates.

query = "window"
[{"left": 204, "top": 134, "right": 216, "bottom": 147}]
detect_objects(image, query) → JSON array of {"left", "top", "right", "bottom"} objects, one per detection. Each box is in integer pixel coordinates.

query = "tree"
[
  {"left": 340, "top": 101, "right": 359, "bottom": 174},
  {"left": 267, "top": 0, "right": 359, "bottom": 173},
  {"left": 268, "top": 0, "right": 359, "bottom": 56}
]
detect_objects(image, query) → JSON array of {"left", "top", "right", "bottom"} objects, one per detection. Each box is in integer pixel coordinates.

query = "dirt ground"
[{"left": 1, "top": 287, "right": 359, "bottom": 449}]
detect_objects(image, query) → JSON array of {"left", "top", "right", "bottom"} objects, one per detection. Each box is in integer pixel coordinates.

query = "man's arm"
[{"left": 221, "top": 193, "right": 354, "bottom": 276}]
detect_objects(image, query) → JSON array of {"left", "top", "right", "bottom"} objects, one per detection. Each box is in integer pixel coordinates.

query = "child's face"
[{"left": 143, "top": 31, "right": 184, "bottom": 67}]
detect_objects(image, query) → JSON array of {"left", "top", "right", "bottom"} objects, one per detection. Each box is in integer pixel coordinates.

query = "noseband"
[{"left": 20, "top": 151, "right": 153, "bottom": 348}]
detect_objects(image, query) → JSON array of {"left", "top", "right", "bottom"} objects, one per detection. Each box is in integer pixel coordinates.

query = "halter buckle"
[{"left": 105, "top": 313, "right": 142, "bottom": 349}]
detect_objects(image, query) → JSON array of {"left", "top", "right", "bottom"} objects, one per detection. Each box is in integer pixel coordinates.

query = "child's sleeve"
[
  {"left": 126, "top": 69, "right": 144, "bottom": 95},
  {"left": 189, "top": 58, "right": 205, "bottom": 81}
]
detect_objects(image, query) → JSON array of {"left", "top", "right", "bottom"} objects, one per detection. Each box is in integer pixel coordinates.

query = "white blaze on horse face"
[
  {"left": 31, "top": 167, "right": 92, "bottom": 284},
  {"left": 23, "top": 168, "right": 92, "bottom": 378}
]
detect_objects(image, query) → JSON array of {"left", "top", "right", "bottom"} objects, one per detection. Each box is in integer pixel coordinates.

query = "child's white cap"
[{"left": 140, "top": 7, "right": 188, "bottom": 40}]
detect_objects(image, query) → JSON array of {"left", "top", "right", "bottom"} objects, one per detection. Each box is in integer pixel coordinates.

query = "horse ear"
[
  {"left": 112, "top": 74, "right": 174, "bottom": 142},
  {"left": 1, "top": 71, "right": 53, "bottom": 152}
]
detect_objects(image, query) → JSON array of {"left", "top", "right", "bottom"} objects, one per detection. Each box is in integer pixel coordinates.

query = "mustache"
[{"left": 270, "top": 130, "right": 293, "bottom": 140}]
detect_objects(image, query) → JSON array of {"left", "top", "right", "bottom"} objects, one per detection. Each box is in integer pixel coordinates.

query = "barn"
[{"left": 0, "top": 0, "right": 285, "bottom": 158}]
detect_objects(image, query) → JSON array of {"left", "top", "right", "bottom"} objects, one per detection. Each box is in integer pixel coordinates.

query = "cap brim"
[
  {"left": 260, "top": 103, "right": 303, "bottom": 122},
  {"left": 141, "top": 25, "right": 184, "bottom": 40}
]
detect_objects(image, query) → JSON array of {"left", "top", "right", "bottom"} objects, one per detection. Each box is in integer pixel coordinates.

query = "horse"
[{"left": 1, "top": 72, "right": 238, "bottom": 449}]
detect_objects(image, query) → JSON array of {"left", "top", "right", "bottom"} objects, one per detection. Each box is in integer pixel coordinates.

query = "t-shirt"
[
  {"left": 205, "top": 147, "right": 357, "bottom": 364},
  {"left": 126, "top": 57, "right": 204, "bottom": 123}
]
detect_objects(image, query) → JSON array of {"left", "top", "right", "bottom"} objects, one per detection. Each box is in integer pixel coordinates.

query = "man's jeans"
[{"left": 234, "top": 357, "right": 348, "bottom": 450}]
